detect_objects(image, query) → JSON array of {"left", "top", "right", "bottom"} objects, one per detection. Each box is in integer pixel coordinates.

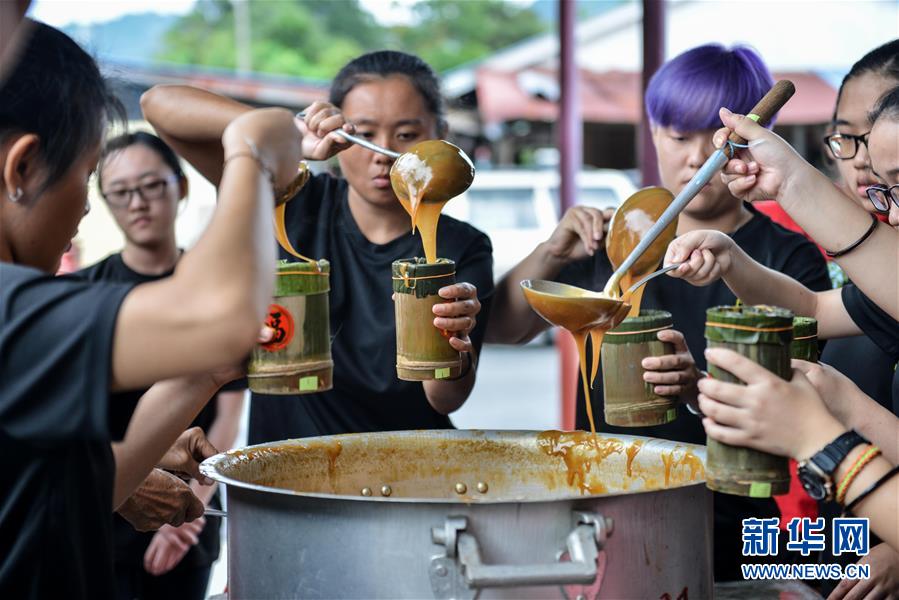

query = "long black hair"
[
  {"left": 834, "top": 39, "right": 899, "bottom": 122},
  {"left": 329, "top": 50, "right": 447, "bottom": 133},
  {"left": 98, "top": 131, "right": 185, "bottom": 190},
  {"left": 0, "top": 20, "right": 124, "bottom": 193},
  {"left": 869, "top": 84, "right": 899, "bottom": 126}
]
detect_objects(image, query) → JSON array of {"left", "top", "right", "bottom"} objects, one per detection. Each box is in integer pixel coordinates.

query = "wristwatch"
[{"left": 797, "top": 430, "right": 868, "bottom": 501}]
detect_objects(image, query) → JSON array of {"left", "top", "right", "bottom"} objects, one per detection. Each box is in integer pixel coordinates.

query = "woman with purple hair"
[{"left": 487, "top": 43, "right": 831, "bottom": 580}]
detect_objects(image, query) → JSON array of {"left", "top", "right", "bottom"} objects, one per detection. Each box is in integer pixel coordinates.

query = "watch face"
[{"left": 798, "top": 467, "right": 827, "bottom": 501}]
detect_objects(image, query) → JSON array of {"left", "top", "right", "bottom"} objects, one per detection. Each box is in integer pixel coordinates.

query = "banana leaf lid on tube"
[
  {"left": 603, "top": 309, "right": 673, "bottom": 345},
  {"left": 392, "top": 258, "right": 455, "bottom": 298},
  {"left": 705, "top": 305, "right": 794, "bottom": 346},
  {"left": 274, "top": 259, "right": 330, "bottom": 296}
]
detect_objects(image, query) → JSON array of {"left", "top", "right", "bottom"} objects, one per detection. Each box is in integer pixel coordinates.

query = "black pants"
[{"left": 114, "top": 564, "right": 211, "bottom": 600}]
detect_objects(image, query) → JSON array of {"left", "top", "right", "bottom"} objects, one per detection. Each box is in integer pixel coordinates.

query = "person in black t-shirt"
[
  {"left": 1, "top": 22, "right": 306, "bottom": 600},
  {"left": 143, "top": 51, "right": 493, "bottom": 441},
  {"left": 488, "top": 44, "right": 831, "bottom": 581},
  {"left": 77, "top": 132, "right": 245, "bottom": 600},
  {"left": 667, "top": 83, "right": 899, "bottom": 464}
]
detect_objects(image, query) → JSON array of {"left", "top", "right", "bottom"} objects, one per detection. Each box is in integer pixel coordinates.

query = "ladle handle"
[
  {"left": 603, "top": 80, "right": 795, "bottom": 297},
  {"left": 297, "top": 111, "right": 401, "bottom": 159},
  {"left": 726, "top": 80, "right": 796, "bottom": 150},
  {"left": 624, "top": 262, "right": 684, "bottom": 295}
]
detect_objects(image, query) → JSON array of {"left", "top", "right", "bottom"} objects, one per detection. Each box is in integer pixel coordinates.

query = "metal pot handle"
[{"left": 429, "top": 511, "right": 612, "bottom": 599}]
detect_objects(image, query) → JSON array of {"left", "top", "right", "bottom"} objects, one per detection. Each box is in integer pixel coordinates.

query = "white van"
[{"left": 443, "top": 169, "right": 638, "bottom": 280}]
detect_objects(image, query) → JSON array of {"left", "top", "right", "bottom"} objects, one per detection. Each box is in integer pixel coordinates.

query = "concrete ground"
[{"left": 206, "top": 343, "right": 560, "bottom": 597}]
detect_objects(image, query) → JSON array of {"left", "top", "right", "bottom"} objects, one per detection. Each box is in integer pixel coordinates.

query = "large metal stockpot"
[{"left": 201, "top": 430, "right": 712, "bottom": 599}]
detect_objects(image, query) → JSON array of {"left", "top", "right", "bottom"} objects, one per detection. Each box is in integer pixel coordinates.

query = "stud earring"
[{"left": 7, "top": 187, "right": 22, "bottom": 202}]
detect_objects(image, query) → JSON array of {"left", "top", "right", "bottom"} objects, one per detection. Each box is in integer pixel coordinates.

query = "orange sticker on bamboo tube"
[{"left": 261, "top": 303, "right": 294, "bottom": 351}]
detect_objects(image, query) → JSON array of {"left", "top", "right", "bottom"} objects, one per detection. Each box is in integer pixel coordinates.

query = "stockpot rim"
[{"left": 200, "top": 429, "right": 707, "bottom": 504}]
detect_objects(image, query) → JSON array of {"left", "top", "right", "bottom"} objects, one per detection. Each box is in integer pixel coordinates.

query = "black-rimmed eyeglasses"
[
  {"left": 101, "top": 177, "right": 175, "bottom": 208},
  {"left": 866, "top": 184, "right": 899, "bottom": 213},
  {"left": 822, "top": 131, "right": 870, "bottom": 160}
]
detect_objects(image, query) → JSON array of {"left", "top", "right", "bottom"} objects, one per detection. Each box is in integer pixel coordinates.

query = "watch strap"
[{"left": 809, "top": 430, "right": 868, "bottom": 476}]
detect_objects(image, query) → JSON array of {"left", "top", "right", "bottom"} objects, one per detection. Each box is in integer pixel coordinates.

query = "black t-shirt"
[
  {"left": 557, "top": 203, "right": 832, "bottom": 581},
  {"left": 842, "top": 283, "right": 899, "bottom": 361},
  {"left": 77, "top": 253, "right": 227, "bottom": 569},
  {"left": 0, "top": 263, "right": 133, "bottom": 599},
  {"left": 249, "top": 173, "right": 494, "bottom": 442},
  {"left": 842, "top": 283, "right": 899, "bottom": 415}
]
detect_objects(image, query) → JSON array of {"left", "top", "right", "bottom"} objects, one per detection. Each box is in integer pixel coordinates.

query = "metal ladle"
[
  {"left": 519, "top": 262, "right": 682, "bottom": 343},
  {"left": 602, "top": 80, "right": 796, "bottom": 298},
  {"left": 296, "top": 110, "right": 475, "bottom": 205}
]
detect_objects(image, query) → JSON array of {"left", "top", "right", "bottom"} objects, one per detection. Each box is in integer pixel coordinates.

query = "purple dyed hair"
[{"left": 645, "top": 44, "right": 774, "bottom": 132}]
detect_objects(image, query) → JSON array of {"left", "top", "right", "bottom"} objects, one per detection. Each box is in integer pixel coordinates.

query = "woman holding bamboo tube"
[
  {"left": 487, "top": 44, "right": 831, "bottom": 581},
  {"left": 0, "top": 21, "right": 301, "bottom": 597},
  {"left": 141, "top": 50, "right": 492, "bottom": 441}
]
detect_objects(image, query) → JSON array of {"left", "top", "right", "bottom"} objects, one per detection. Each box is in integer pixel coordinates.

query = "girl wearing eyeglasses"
[
  {"left": 77, "top": 132, "right": 244, "bottom": 599},
  {"left": 663, "top": 87, "right": 899, "bottom": 560},
  {"left": 823, "top": 40, "right": 899, "bottom": 219}
]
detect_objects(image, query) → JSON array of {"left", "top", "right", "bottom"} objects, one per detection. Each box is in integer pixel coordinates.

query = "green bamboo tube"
[
  {"left": 248, "top": 259, "right": 333, "bottom": 395},
  {"left": 705, "top": 305, "right": 794, "bottom": 497},
  {"left": 791, "top": 317, "right": 819, "bottom": 362},
  {"left": 601, "top": 309, "right": 676, "bottom": 426},
  {"left": 393, "top": 258, "right": 462, "bottom": 381}
]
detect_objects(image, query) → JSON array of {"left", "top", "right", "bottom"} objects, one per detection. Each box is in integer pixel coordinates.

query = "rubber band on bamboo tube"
[
  {"left": 392, "top": 271, "right": 456, "bottom": 290},
  {"left": 704, "top": 321, "right": 793, "bottom": 333},
  {"left": 277, "top": 270, "right": 329, "bottom": 277},
  {"left": 605, "top": 324, "right": 673, "bottom": 336}
]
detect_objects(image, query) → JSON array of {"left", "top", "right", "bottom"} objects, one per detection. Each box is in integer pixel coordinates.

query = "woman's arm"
[
  {"left": 191, "top": 389, "right": 244, "bottom": 506},
  {"left": 111, "top": 375, "right": 221, "bottom": 508},
  {"left": 140, "top": 85, "right": 249, "bottom": 186},
  {"left": 713, "top": 108, "right": 899, "bottom": 320},
  {"left": 665, "top": 230, "right": 863, "bottom": 339},
  {"left": 486, "top": 206, "right": 612, "bottom": 344},
  {"left": 111, "top": 109, "right": 300, "bottom": 391},
  {"left": 793, "top": 360, "right": 899, "bottom": 464},
  {"left": 141, "top": 87, "right": 352, "bottom": 187},
  {"left": 697, "top": 348, "right": 899, "bottom": 552}
]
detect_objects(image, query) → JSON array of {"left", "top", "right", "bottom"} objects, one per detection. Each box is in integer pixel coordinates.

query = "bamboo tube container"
[
  {"left": 791, "top": 317, "right": 819, "bottom": 362},
  {"left": 393, "top": 258, "right": 462, "bottom": 381},
  {"left": 248, "top": 259, "right": 333, "bottom": 394},
  {"left": 601, "top": 309, "right": 676, "bottom": 426},
  {"left": 705, "top": 305, "right": 794, "bottom": 497}
]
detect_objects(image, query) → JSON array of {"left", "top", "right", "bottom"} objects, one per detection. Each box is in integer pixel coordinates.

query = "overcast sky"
[{"left": 28, "top": 0, "right": 423, "bottom": 27}]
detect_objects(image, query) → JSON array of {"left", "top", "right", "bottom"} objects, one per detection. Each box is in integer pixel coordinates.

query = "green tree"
[
  {"left": 392, "top": 0, "right": 546, "bottom": 72},
  {"left": 158, "top": 0, "right": 547, "bottom": 78},
  {"left": 158, "top": 0, "right": 384, "bottom": 80}
]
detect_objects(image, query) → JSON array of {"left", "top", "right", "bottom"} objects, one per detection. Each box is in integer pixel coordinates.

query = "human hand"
[
  {"left": 157, "top": 427, "right": 219, "bottom": 484},
  {"left": 664, "top": 230, "right": 737, "bottom": 286},
  {"left": 297, "top": 101, "right": 354, "bottom": 161},
  {"left": 143, "top": 518, "right": 206, "bottom": 576},
  {"left": 222, "top": 107, "right": 303, "bottom": 190},
  {"left": 697, "top": 348, "right": 846, "bottom": 460},
  {"left": 117, "top": 469, "right": 205, "bottom": 532},
  {"left": 792, "top": 359, "right": 864, "bottom": 427},
  {"left": 641, "top": 329, "right": 702, "bottom": 401},
  {"left": 433, "top": 282, "right": 481, "bottom": 354},
  {"left": 828, "top": 542, "right": 899, "bottom": 600},
  {"left": 713, "top": 107, "right": 808, "bottom": 203},
  {"left": 544, "top": 206, "right": 614, "bottom": 263}
]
